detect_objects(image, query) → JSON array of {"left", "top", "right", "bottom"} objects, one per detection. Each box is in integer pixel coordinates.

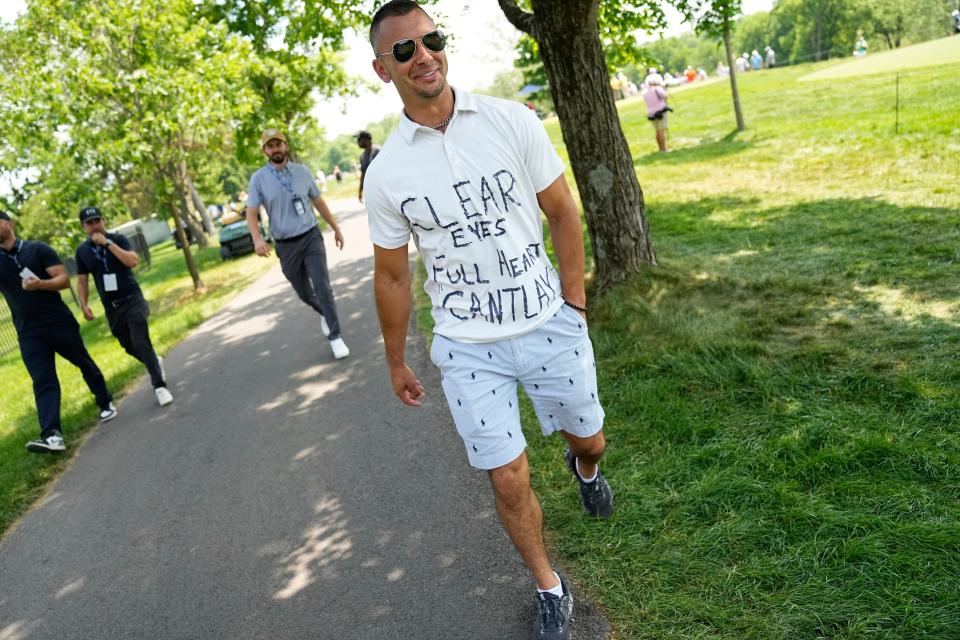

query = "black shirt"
[
  {"left": 0, "top": 239, "right": 77, "bottom": 336},
  {"left": 75, "top": 233, "right": 141, "bottom": 305}
]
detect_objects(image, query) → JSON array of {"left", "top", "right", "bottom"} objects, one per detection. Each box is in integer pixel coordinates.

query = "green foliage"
[{"left": 643, "top": 33, "right": 725, "bottom": 74}]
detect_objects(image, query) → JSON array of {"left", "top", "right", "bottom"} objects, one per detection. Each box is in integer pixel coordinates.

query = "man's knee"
[
  {"left": 488, "top": 453, "right": 532, "bottom": 508},
  {"left": 568, "top": 430, "right": 606, "bottom": 459}
]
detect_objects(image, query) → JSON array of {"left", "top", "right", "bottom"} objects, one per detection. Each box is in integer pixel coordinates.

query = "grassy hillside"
[{"left": 523, "top": 59, "right": 960, "bottom": 638}]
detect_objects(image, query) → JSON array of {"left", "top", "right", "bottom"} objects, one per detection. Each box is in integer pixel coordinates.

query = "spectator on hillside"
[
  {"left": 854, "top": 33, "right": 868, "bottom": 57},
  {"left": 684, "top": 66, "right": 696, "bottom": 83},
  {"left": 333, "top": 165, "right": 342, "bottom": 183},
  {"left": 750, "top": 50, "right": 763, "bottom": 70},
  {"left": 357, "top": 130, "right": 381, "bottom": 203},
  {"left": 735, "top": 54, "right": 748, "bottom": 73},
  {"left": 0, "top": 210, "right": 117, "bottom": 454},
  {"left": 643, "top": 74, "right": 671, "bottom": 153},
  {"left": 716, "top": 60, "right": 729, "bottom": 77},
  {"left": 764, "top": 46, "right": 776, "bottom": 68},
  {"left": 953, "top": 9, "right": 960, "bottom": 34},
  {"left": 697, "top": 68, "right": 708, "bottom": 81},
  {"left": 75, "top": 206, "right": 173, "bottom": 409}
]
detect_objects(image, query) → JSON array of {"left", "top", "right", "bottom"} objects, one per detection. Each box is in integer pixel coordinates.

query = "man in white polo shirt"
[{"left": 364, "top": 2, "right": 612, "bottom": 638}]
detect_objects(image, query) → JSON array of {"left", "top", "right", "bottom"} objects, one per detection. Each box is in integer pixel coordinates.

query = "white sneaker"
[
  {"left": 100, "top": 402, "right": 117, "bottom": 422},
  {"left": 320, "top": 317, "right": 331, "bottom": 338},
  {"left": 26, "top": 433, "right": 66, "bottom": 453},
  {"left": 155, "top": 387, "right": 174, "bottom": 407},
  {"left": 330, "top": 337, "right": 350, "bottom": 360}
]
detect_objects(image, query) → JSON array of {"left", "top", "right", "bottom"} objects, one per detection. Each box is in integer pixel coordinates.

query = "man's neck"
[
  {"left": 0, "top": 235, "right": 16, "bottom": 251},
  {"left": 404, "top": 86, "right": 455, "bottom": 129}
]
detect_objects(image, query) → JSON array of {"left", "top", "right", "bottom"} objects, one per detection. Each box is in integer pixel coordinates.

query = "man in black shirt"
[
  {"left": 0, "top": 210, "right": 116, "bottom": 453},
  {"left": 356, "top": 130, "right": 381, "bottom": 203},
  {"left": 75, "top": 206, "right": 172, "bottom": 407}
]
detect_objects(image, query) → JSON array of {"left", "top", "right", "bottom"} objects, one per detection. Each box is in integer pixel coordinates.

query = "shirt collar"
[{"left": 397, "top": 87, "right": 478, "bottom": 144}]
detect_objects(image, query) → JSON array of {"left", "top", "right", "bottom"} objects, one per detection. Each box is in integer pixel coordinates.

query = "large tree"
[
  {"left": 497, "top": 0, "right": 660, "bottom": 292},
  {"left": 0, "top": 0, "right": 261, "bottom": 289}
]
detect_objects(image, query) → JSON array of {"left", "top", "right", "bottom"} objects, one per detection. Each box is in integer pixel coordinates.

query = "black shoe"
[
  {"left": 26, "top": 432, "right": 66, "bottom": 453},
  {"left": 534, "top": 574, "right": 573, "bottom": 640},
  {"left": 564, "top": 448, "right": 614, "bottom": 519}
]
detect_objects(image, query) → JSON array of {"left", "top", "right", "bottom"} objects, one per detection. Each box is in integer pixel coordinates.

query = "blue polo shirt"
[
  {"left": 75, "top": 233, "right": 141, "bottom": 306},
  {"left": 0, "top": 240, "right": 77, "bottom": 336},
  {"left": 246, "top": 162, "right": 321, "bottom": 240}
]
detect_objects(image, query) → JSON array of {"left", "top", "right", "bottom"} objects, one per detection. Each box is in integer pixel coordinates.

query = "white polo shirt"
[{"left": 365, "top": 89, "right": 566, "bottom": 344}]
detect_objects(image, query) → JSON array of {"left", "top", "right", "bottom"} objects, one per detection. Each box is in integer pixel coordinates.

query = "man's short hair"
[
  {"left": 357, "top": 130, "right": 372, "bottom": 141},
  {"left": 370, "top": 0, "right": 431, "bottom": 49},
  {"left": 0, "top": 211, "right": 12, "bottom": 222}
]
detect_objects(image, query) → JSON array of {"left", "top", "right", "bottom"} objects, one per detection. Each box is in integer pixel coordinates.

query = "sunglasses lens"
[
  {"left": 393, "top": 39, "right": 416, "bottom": 63},
  {"left": 422, "top": 30, "right": 446, "bottom": 52}
]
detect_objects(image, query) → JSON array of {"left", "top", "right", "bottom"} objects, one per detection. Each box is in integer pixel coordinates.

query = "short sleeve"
[
  {"left": 246, "top": 173, "right": 262, "bottom": 208},
  {"left": 35, "top": 244, "right": 63, "bottom": 270},
  {"left": 306, "top": 176, "right": 321, "bottom": 200},
  {"left": 365, "top": 172, "right": 411, "bottom": 250},
  {"left": 113, "top": 234, "right": 133, "bottom": 251},
  {"left": 75, "top": 247, "right": 90, "bottom": 274},
  {"left": 516, "top": 106, "right": 565, "bottom": 193}
]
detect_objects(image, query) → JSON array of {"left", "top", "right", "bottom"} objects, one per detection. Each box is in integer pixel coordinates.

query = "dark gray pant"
[
  {"left": 275, "top": 227, "right": 341, "bottom": 340},
  {"left": 106, "top": 294, "right": 164, "bottom": 388}
]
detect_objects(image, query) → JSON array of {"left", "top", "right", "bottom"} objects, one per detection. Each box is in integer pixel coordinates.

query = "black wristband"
[{"left": 564, "top": 300, "right": 587, "bottom": 313}]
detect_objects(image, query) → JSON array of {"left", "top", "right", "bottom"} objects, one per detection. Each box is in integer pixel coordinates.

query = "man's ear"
[{"left": 372, "top": 58, "right": 393, "bottom": 84}]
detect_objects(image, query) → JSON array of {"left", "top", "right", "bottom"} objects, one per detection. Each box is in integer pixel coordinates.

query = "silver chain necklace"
[{"left": 429, "top": 112, "right": 454, "bottom": 130}]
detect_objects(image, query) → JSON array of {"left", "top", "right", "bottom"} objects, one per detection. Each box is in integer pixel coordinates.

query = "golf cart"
[{"left": 218, "top": 206, "right": 269, "bottom": 260}]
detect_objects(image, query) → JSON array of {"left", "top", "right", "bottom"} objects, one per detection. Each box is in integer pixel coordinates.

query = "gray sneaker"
[
  {"left": 99, "top": 402, "right": 118, "bottom": 422},
  {"left": 564, "top": 448, "right": 614, "bottom": 519},
  {"left": 534, "top": 574, "right": 573, "bottom": 640},
  {"left": 26, "top": 433, "right": 66, "bottom": 453}
]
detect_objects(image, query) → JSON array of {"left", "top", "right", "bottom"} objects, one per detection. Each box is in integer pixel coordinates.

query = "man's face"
[
  {"left": 358, "top": 137, "right": 370, "bottom": 150},
  {"left": 262, "top": 139, "right": 289, "bottom": 164},
  {"left": 0, "top": 219, "right": 12, "bottom": 244},
  {"left": 82, "top": 217, "right": 105, "bottom": 237},
  {"left": 372, "top": 11, "right": 447, "bottom": 102}
]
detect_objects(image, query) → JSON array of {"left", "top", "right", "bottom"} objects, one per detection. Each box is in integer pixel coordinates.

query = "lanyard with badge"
[
  {"left": 2, "top": 240, "right": 39, "bottom": 281},
  {"left": 91, "top": 242, "right": 119, "bottom": 292},
  {"left": 269, "top": 165, "right": 309, "bottom": 217}
]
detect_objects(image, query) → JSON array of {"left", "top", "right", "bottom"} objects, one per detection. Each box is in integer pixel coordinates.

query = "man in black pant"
[
  {"left": 75, "top": 206, "right": 173, "bottom": 407},
  {"left": 0, "top": 210, "right": 116, "bottom": 453}
]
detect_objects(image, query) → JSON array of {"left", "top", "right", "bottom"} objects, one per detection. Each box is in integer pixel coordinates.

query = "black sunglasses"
[{"left": 376, "top": 29, "right": 447, "bottom": 64}]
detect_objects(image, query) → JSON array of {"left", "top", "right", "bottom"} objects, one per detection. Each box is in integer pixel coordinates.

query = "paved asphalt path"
[{"left": 0, "top": 200, "right": 610, "bottom": 640}]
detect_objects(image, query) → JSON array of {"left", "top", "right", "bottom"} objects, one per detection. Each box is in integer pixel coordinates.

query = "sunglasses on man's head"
[{"left": 377, "top": 30, "right": 447, "bottom": 64}]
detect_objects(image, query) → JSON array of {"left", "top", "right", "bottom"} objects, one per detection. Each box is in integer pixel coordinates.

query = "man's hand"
[
  {"left": 333, "top": 228, "right": 344, "bottom": 250},
  {"left": 358, "top": 193, "right": 364, "bottom": 203},
  {"left": 21, "top": 276, "right": 40, "bottom": 291},
  {"left": 254, "top": 237, "right": 271, "bottom": 257},
  {"left": 390, "top": 364, "right": 425, "bottom": 407},
  {"left": 81, "top": 306, "right": 95, "bottom": 321},
  {"left": 90, "top": 232, "right": 107, "bottom": 246}
]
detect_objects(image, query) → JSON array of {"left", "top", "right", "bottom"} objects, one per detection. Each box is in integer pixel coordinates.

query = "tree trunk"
[
  {"left": 171, "top": 200, "right": 204, "bottom": 291},
  {"left": 506, "top": 0, "right": 655, "bottom": 292},
  {"left": 723, "top": 18, "right": 746, "bottom": 132},
  {"left": 182, "top": 161, "right": 215, "bottom": 235}
]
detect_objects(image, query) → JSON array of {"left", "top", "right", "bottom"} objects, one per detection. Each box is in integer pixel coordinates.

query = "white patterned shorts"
[{"left": 429, "top": 304, "right": 605, "bottom": 470}]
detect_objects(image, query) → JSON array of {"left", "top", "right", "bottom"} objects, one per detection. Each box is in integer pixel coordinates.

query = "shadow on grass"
[{"left": 636, "top": 130, "right": 753, "bottom": 166}]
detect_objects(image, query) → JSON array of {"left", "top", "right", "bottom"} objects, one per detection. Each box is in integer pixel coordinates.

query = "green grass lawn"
[
  {"left": 802, "top": 34, "right": 960, "bottom": 81},
  {"left": 0, "top": 240, "right": 274, "bottom": 534},
  {"left": 418, "top": 58, "right": 960, "bottom": 637}
]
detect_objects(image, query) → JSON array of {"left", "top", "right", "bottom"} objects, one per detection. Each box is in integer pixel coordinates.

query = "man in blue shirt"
[
  {"left": 0, "top": 210, "right": 116, "bottom": 453},
  {"left": 246, "top": 128, "right": 350, "bottom": 360},
  {"left": 75, "top": 206, "right": 173, "bottom": 407}
]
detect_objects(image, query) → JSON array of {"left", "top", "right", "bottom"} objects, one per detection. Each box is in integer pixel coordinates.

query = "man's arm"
[
  {"left": 311, "top": 196, "right": 344, "bottom": 250},
  {"left": 246, "top": 206, "right": 271, "bottom": 257},
  {"left": 91, "top": 233, "right": 138, "bottom": 268},
  {"left": 22, "top": 263, "right": 69, "bottom": 292},
  {"left": 77, "top": 273, "right": 95, "bottom": 320},
  {"left": 537, "top": 175, "right": 586, "bottom": 312},
  {"left": 359, "top": 169, "right": 366, "bottom": 202},
  {"left": 373, "top": 243, "right": 424, "bottom": 407}
]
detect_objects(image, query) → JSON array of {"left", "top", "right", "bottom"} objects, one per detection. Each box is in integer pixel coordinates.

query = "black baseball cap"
[
  {"left": 0, "top": 211, "right": 11, "bottom": 221},
  {"left": 79, "top": 206, "right": 103, "bottom": 223},
  {"left": 357, "top": 130, "right": 372, "bottom": 141}
]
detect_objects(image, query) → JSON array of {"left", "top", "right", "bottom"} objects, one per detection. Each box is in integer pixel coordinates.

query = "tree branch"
[{"left": 497, "top": 0, "right": 535, "bottom": 34}]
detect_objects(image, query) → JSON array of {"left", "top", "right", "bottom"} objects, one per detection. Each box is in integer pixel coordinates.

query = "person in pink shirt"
[{"left": 642, "top": 74, "right": 671, "bottom": 152}]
